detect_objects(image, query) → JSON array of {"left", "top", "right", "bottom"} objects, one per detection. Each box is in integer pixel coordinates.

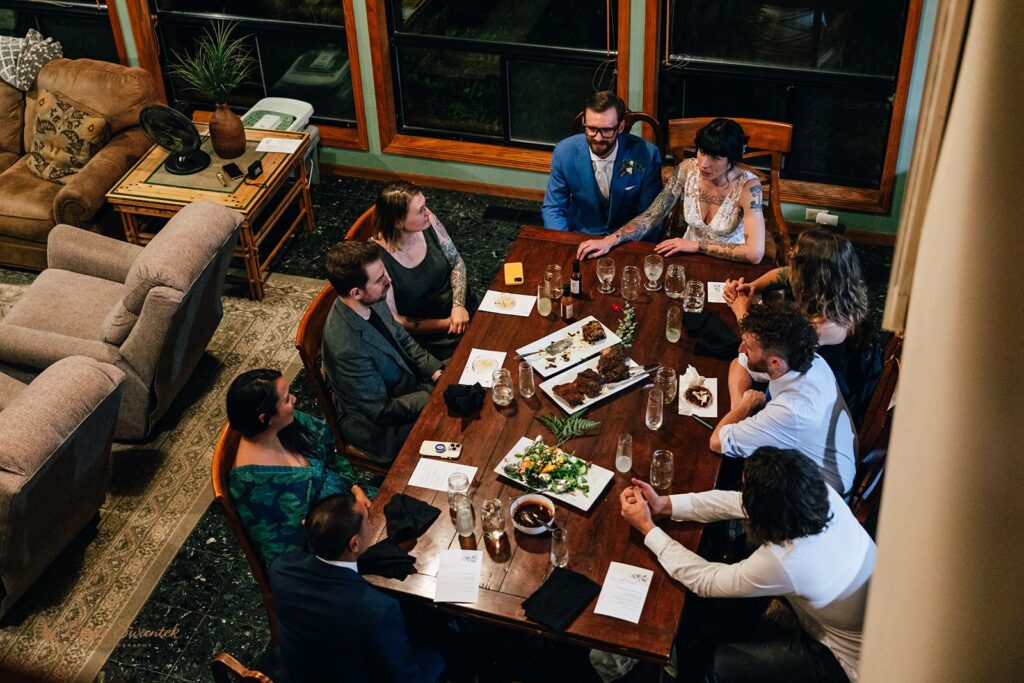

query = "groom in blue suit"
[{"left": 542, "top": 91, "right": 663, "bottom": 237}]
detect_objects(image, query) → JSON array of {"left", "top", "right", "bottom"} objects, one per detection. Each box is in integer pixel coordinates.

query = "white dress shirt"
[
  {"left": 720, "top": 353, "right": 857, "bottom": 494},
  {"left": 644, "top": 486, "right": 875, "bottom": 682},
  {"left": 590, "top": 141, "right": 618, "bottom": 199}
]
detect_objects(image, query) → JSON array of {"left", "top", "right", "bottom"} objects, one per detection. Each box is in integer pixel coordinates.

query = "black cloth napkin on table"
[
  {"left": 522, "top": 567, "right": 601, "bottom": 632},
  {"left": 384, "top": 493, "right": 441, "bottom": 543},
  {"left": 357, "top": 538, "right": 416, "bottom": 579},
  {"left": 684, "top": 310, "right": 741, "bottom": 360},
  {"left": 443, "top": 382, "right": 485, "bottom": 416}
]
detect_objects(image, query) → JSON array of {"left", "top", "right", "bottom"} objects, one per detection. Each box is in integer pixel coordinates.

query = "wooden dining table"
[{"left": 364, "top": 226, "right": 769, "bottom": 665}]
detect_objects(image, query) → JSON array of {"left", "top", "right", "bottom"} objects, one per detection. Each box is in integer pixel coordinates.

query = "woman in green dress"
[{"left": 226, "top": 368, "right": 373, "bottom": 565}]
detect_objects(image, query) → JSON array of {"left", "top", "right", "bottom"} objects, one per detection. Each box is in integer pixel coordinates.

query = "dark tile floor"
[{"left": 95, "top": 175, "right": 893, "bottom": 682}]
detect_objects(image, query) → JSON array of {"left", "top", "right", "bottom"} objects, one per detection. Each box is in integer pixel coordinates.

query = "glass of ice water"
[
  {"left": 643, "top": 254, "right": 664, "bottom": 291},
  {"left": 615, "top": 433, "right": 633, "bottom": 474}
]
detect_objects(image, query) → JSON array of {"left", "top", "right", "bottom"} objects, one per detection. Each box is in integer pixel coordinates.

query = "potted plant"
[{"left": 168, "top": 21, "right": 255, "bottom": 159}]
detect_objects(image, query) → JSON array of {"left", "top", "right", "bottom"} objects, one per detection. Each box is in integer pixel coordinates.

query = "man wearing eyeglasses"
[{"left": 542, "top": 91, "right": 663, "bottom": 237}]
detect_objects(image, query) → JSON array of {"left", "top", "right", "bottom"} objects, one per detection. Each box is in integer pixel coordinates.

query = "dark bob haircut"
[
  {"left": 740, "top": 299, "right": 818, "bottom": 374},
  {"left": 226, "top": 368, "right": 315, "bottom": 456},
  {"left": 695, "top": 117, "right": 746, "bottom": 166},
  {"left": 305, "top": 491, "right": 363, "bottom": 561},
  {"left": 742, "top": 447, "right": 833, "bottom": 545}
]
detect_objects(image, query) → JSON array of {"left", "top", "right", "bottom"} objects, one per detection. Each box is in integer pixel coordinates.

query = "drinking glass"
[
  {"left": 615, "top": 433, "right": 633, "bottom": 474},
  {"left": 664, "top": 264, "right": 686, "bottom": 299},
  {"left": 683, "top": 280, "right": 705, "bottom": 313},
  {"left": 481, "top": 498, "right": 506, "bottom": 541},
  {"left": 492, "top": 368, "right": 514, "bottom": 406},
  {"left": 536, "top": 280, "right": 552, "bottom": 317},
  {"left": 518, "top": 360, "right": 536, "bottom": 398},
  {"left": 666, "top": 305, "right": 682, "bottom": 343},
  {"left": 621, "top": 265, "right": 641, "bottom": 302},
  {"left": 643, "top": 254, "right": 664, "bottom": 291},
  {"left": 545, "top": 264, "right": 563, "bottom": 300},
  {"left": 550, "top": 527, "right": 569, "bottom": 568},
  {"left": 655, "top": 367, "right": 678, "bottom": 405},
  {"left": 650, "top": 449, "right": 675, "bottom": 492},
  {"left": 596, "top": 257, "right": 616, "bottom": 293},
  {"left": 456, "top": 497, "right": 475, "bottom": 538},
  {"left": 645, "top": 387, "right": 664, "bottom": 431},
  {"left": 447, "top": 472, "right": 470, "bottom": 515}
]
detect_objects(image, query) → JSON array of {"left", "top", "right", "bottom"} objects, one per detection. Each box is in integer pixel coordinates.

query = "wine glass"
[
  {"left": 621, "top": 265, "right": 641, "bottom": 302},
  {"left": 645, "top": 387, "right": 664, "bottom": 431},
  {"left": 596, "top": 257, "right": 616, "bottom": 294},
  {"left": 643, "top": 254, "right": 664, "bottom": 291}
]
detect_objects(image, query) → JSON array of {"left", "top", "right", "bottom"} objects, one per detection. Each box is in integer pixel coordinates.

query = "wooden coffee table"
[{"left": 106, "top": 125, "right": 314, "bottom": 300}]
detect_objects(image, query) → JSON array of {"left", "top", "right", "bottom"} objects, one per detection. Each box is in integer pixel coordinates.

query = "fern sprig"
[{"left": 536, "top": 408, "right": 601, "bottom": 446}]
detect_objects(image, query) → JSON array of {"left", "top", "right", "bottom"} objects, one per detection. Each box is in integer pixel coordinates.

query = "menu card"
[
  {"left": 255, "top": 137, "right": 302, "bottom": 154},
  {"left": 434, "top": 549, "right": 483, "bottom": 603},
  {"left": 407, "top": 459, "right": 478, "bottom": 493},
  {"left": 457, "top": 348, "right": 507, "bottom": 387},
  {"left": 593, "top": 562, "right": 654, "bottom": 623},
  {"left": 478, "top": 290, "right": 536, "bottom": 317},
  {"left": 707, "top": 281, "right": 727, "bottom": 303}
]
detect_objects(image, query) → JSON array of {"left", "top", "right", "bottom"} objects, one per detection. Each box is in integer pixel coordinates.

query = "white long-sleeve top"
[{"left": 644, "top": 486, "right": 875, "bottom": 682}]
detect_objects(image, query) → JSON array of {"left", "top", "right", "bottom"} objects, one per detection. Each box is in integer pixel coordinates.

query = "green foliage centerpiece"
[{"left": 536, "top": 408, "right": 601, "bottom": 447}]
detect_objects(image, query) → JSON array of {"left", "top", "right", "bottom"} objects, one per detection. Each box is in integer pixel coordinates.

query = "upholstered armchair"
[
  {"left": 0, "top": 356, "right": 124, "bottom": 618},
  {"left": 0, "top": 200, "right": 242, "bottom": 440},
  {"left": 0, "top": 58, "right": 157, "bottom": 270}
]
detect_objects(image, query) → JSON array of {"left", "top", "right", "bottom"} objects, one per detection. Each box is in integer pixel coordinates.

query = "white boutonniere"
[{"left": 620, "top": 160, "right": 643, "bottom": 177}]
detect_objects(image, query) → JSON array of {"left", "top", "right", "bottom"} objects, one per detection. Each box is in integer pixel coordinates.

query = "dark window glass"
[
  {"left": 0, "top": 1, "right": 119, "bottom": 63},
  {"left": 508, "top": 60, "right": 598, "bottom": 145},
  {"left": 396, "top": 47, "right": 502, "bottom": 138},
  {"left": 153, "top": 1, "right": 343, "bottom": 26}
]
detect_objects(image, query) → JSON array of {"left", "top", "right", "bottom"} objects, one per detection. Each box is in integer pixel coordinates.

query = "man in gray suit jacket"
[{"left": 322, "top": 241, "right": 443, "bottom": 463}]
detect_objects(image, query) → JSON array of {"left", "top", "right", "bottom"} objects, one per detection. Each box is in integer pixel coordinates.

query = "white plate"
[
  {"left": 494, "top": 436, "right": 615, "bottom": 511},
  {"left": 515, "top": 315, "right": 621, "bottom": 377},
  {"left": 539, "top": 355, "right": 648, "bottom": 414}
]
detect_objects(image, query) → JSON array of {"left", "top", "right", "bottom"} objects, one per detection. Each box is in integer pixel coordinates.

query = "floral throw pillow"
[{"left": 27, "top": 89, "right": 109, "bottom": 183}]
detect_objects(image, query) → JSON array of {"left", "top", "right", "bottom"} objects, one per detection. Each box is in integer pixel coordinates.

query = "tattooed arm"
[{"left": 429, "top": 210, "right": 470, "bottom": 334}]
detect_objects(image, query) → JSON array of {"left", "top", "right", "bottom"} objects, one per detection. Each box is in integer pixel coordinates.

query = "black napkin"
[
  {"left": 384, "top": 493, "right": 441, "bottom": 543},
  {"left": 683, "top": 310, "right": 741, "bottom": 360},
  {"left": 357, "top": 538, "right": 416, "bottom": 579},
  {"left": 522, "top": 568, "right": 601, "bottom": 632},
  {"left": 443, "top": 382, "right": 485, "bottom": 416}
]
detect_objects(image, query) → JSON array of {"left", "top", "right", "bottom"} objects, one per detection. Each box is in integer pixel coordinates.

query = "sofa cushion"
[
  {"left": 0, "top": 157, "right": 59, "bottom": 242},
  {"left": 2, "top": 268, "right": 125, "bottom": 340},
  {"left": 0, "top": 81, "right": 22, "bottom": 155},
  {"left": 0, "top": 372, "right": 26, "bottom": 410},
  {"left": 26, "top": 90, "right": 109, "bottom": 184}
]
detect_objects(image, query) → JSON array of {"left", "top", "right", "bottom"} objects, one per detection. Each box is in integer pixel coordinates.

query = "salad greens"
[{"left": 503, "top": 441, "right": 591, "bottom": 495}]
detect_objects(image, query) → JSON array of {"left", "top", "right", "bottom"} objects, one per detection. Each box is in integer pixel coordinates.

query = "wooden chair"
[
  {"left": 666, "top": 117, "right": 793, "bottom": 265},
  {"left": 211, "top": 652, "right": 274, "bottom": 683},
  {"left": 210, "top": 423, "right": 279, "bottom": 646},
  {"left": 294, "top": 283, "right": 390, "bottom": 475},
  {"left": 572, "top": 110, "right": 666, "bottom": 156},
  {"left": 345, "top": 204, "right": 376, "bottom": 241}
]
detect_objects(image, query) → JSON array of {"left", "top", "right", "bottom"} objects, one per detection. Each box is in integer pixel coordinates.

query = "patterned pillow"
[{"left": 27, "top": 89, "right": 109, "bottom": 183}]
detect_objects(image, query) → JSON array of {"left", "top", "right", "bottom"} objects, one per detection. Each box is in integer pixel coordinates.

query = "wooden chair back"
[
  {"left": 294, "top": 283, "right": 389, "bottom": 475},
  {"left": 345, "top": 205, "right": 376, "bottom": 241},
  {"left": 572, "top": 110, "right": 666, "bottom": 155},
  {"left": 211, "top": 652, "right": 274, "bottom": 683},
  {"left": 210, "top": 423, "right": 279, "bottom": 645},
  {"left": 667, "top": 117, "right": 793, "bottom": 265}
]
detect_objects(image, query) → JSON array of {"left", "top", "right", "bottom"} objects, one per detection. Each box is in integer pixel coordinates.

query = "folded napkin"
[
  {"left": 683, "top": 310, "right": 740, "bottom": 360},
  {"left": 522, "top": 567, "right": 601, "bottom": 631},
  {"left": 384, "top": 493, "right": 441, "bottom": 543},
  {"left": 357, "top": 538, "right": 416, "bottom": 579},
  {"left": 443, "top": 382, "right": 485, "bottom": 416}
]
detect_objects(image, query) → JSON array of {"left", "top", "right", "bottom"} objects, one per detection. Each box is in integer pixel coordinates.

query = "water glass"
[
  {"left": 456, "top": 497, "right": 475, "bottom": 538},
  {"left": 615, "top": 433, "right": 633, "bottom": 474},
  {"left": 596, "top": 257, "right": 616, "bottom": 293},
  {"left": 664, "top": 264, "right": 686, "bottom": 299},
  {"left": 492, "top": 368, "right": 514, "bottom": 406},
  {"left": 645, "top": 387, "right": 664, "bottom": 431},
  {"left": 550, "top": 527, "right": 569, "bottom": 568},
  {"left": 650, "top": 449, "right": 675, "bottom": 492},
  {"left": 536, "top": 280, "right": 552, "bottom": 317},
  {"left": 447, "top": 472, "right": 470, "bottom": 515},
  {"left": 545, "top": 264, "right": 563, "bottom": 300},
  {"left": 518, "top": 360, "right": 536, "bottom": 398},
  {"left": 655, "top": 367, "right": 678, "bottom": 405},
  {"left": 683, "top": 279, "right": 705, "bottom": 313},
  {"left": 481, "top": 498, "right": 506, "bottom": 541},
  {"left": 643, "top": 254, "right": 664, "bottom": 291},
  {"left": 621, "top": 265, "right": 641, "bottom": 302},
  {"left": 666, "top": 304, "right": 682, "bottom": 343}
]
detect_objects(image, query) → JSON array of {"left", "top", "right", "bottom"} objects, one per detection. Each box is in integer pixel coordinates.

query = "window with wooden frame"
[
  {"left": 0, "top": 0, "right": 127, "bottom": 65},
  {"left": 122, "top": 0, "right": 367, "bottom": 149},
  {"left": 366, "top": 0, "right": 629, "bottom": 173},
  {"left": 644, "top": 0, "right": 924, "bottom": 214}
]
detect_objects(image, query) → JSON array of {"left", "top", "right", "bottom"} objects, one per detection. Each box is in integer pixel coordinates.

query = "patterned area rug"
[{"left": 0, "top": 271, "right": 325, "bottom": 682}]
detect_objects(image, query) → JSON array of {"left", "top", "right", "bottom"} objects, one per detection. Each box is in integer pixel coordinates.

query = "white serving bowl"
[{"left": 509, "top": 493, "right": 556, "bottom": 535}]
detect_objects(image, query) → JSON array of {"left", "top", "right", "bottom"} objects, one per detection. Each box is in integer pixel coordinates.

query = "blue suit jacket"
[
  {"left": 269, "top": 551, "right": 443, "bottom": 683},
  {"left": 542, "top": 132, "right": 663, "bottom": 237}
]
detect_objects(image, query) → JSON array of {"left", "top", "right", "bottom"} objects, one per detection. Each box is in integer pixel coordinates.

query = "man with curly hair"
[{"left": 710, "top": 300, "right": 856, "bottom": 494}]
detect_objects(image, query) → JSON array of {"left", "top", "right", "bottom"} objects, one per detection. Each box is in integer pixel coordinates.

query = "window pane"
[
  {"left": 670, "top": 0, "right": 910, "bottom": 78},
  {"left": 0, "top": 3, "right": 119, "bottom": 63},
  {"left": 392, "top": 0, "right": 614, "bottom": 51},
  {"left": 396, "top": 47, "right": 502, "bottom": 138},
  {"left": 508, "top": 61, "right": 598, "bottom": 145},
  {"left": 153, "top": 1, "right": 344, "bottom": 26}
]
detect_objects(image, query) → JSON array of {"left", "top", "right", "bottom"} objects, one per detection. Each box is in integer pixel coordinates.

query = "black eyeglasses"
[{"left": 583, "top": 125, "right": 618, "bottom": 138}]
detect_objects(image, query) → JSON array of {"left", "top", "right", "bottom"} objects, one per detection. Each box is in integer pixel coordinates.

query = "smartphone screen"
[{"left": 222, "top": 163, "right": 244, "bottom": 180}]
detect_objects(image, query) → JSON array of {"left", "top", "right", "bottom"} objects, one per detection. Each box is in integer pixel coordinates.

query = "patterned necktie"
[{"left": 593, "top": 161, "right": 610, "bottom": 199}]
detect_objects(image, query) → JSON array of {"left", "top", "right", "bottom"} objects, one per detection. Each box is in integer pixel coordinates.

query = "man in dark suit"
[
  {"left": 322, "top": 240, "right": 442, "bottom": 463},
  {"left": 269, "top": 492, "right": 445, "bottom": 683},
  {"left": 542, "top": 91, "right": 663, "bottom": 237}
]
